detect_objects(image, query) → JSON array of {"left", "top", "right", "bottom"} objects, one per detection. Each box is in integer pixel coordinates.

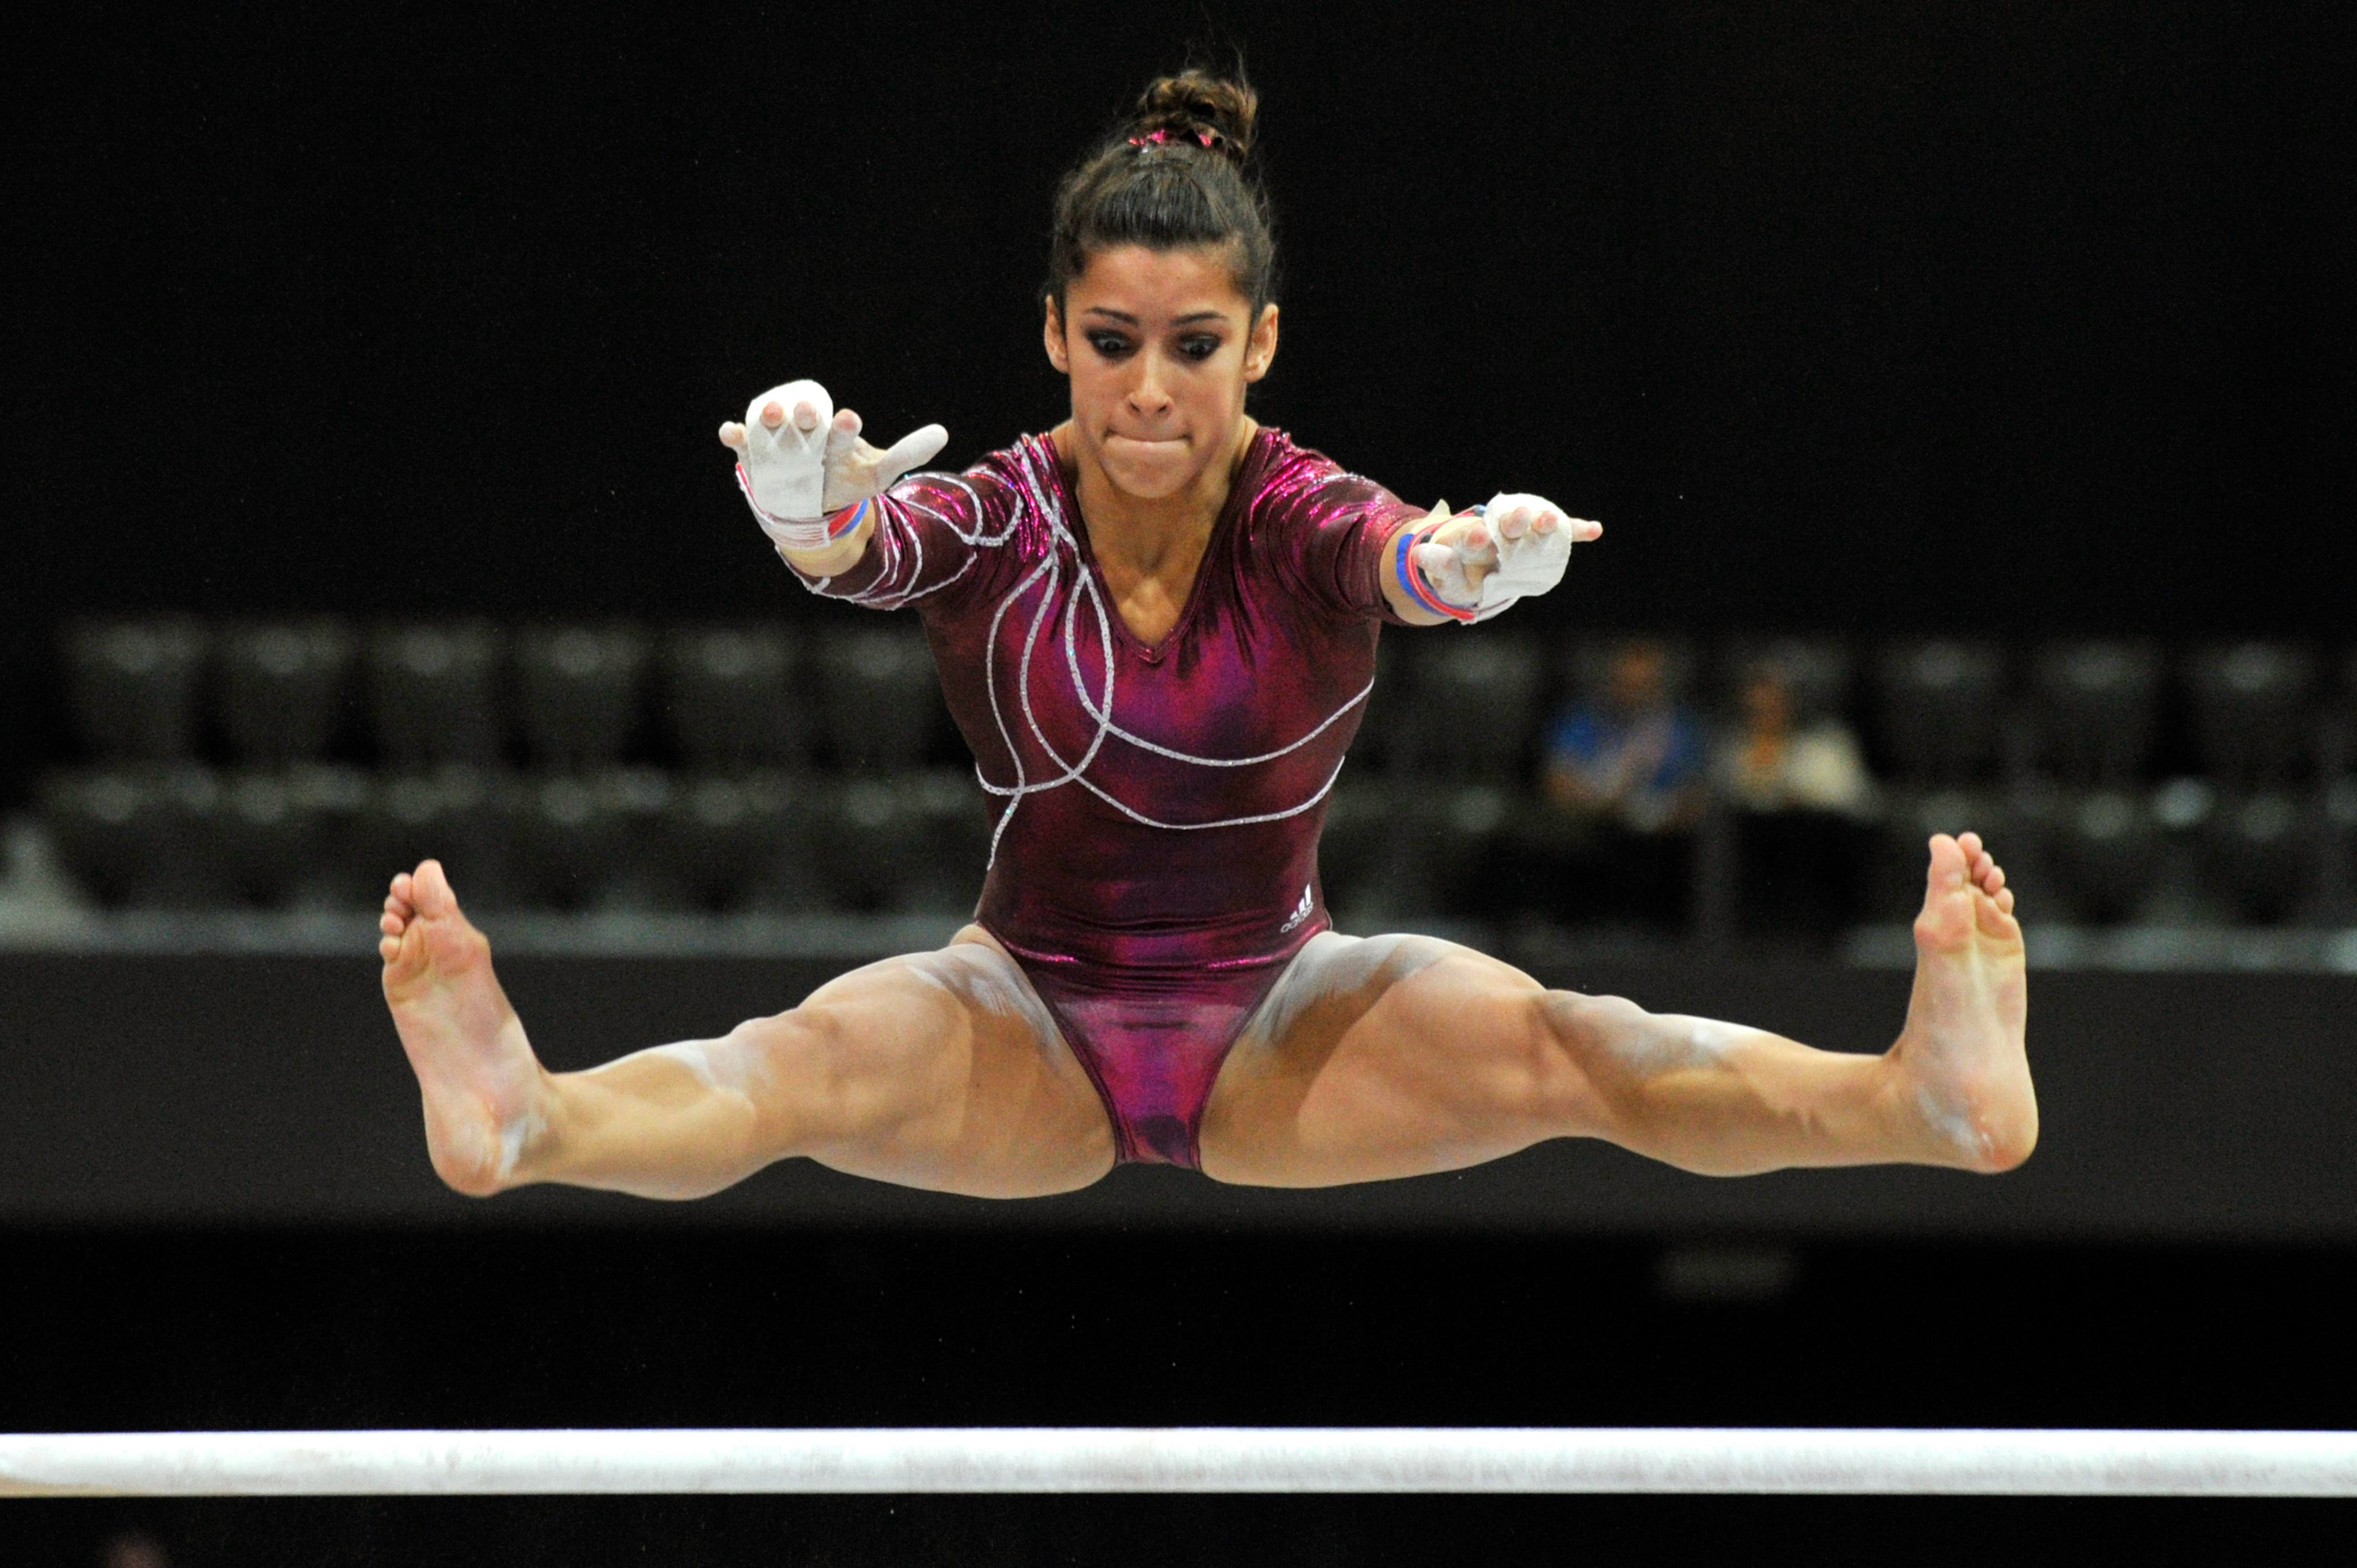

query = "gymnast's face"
[{"left": 1045, "top": 243, "right": 1279, "bottom": 502}]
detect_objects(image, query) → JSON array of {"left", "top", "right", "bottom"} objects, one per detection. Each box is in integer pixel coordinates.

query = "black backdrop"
[{"left": 11, "top": 2, "right": 2351, "bottom": 642}]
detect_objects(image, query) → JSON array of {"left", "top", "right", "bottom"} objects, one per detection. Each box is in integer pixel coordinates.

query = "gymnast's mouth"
[{"left": 1104, "top": 431, "right": 1189, "bottom": 449}]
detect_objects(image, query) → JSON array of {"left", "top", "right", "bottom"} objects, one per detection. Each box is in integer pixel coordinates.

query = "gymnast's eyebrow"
[{"left": 1080, "top": 308, "right": 1229, "bottom": 326}]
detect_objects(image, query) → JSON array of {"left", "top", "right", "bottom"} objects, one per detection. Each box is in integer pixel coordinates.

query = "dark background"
[{"left": 7, "top": 3, "right": 2355, "bottom": 1561}]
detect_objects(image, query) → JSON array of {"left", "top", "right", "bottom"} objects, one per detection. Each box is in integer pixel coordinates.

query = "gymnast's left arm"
[{"left": 1379, "top": 493, "right": 1604, "bottom": 627}]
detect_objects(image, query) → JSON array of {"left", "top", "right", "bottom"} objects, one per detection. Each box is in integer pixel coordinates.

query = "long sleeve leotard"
[{"left": 782, "top": 426, "right": 1422, "bottom": 1164}]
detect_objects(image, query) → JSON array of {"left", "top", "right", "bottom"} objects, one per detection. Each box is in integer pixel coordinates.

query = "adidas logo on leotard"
[{"left": 1279, "top": 884, "right": 1315, "bottom": 934}]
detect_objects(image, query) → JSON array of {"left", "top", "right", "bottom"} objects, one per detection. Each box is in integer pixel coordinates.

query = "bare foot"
[
  {"left": 379, "top": 859, "right": 545, "bottom": 1196},
  {"left": 1887, "top": 832, "right": 2037, "bottom": 1172}
]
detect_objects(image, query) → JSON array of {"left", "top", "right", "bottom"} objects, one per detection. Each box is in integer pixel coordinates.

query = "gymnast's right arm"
[{"left": 716, "top": 376, "right": 949, "bottom": 581}]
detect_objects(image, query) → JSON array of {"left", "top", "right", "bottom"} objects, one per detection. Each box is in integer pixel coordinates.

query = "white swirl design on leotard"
[{"left": 800, "top": 439, "right": 1373, "bottom": 866}]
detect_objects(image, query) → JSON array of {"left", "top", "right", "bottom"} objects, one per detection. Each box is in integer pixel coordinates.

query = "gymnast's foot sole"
[
  {"left": 378, "top": 859, "right": 544, "bottom": 1196},
  {"left": 1888, "top": 832, "right": 2036, "bottom": 1172}
]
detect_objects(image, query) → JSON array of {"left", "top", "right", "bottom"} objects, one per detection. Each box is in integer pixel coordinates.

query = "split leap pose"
[{"left": 380, "top": 71, "right": 2034, "bottom": 1200}]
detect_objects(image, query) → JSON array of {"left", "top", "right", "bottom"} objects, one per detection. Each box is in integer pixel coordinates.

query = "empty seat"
[
  {"left": 352, "top": 767, "right": 514, "bottom": 910},
  {"left": 514, "top": 623, "right": 650, "bottom": 770},
  {"left": 506, "top": 767, "right": 674, "bottom": 910},
  {"left": 1870, "top": 639, "right": 2009, "bottom": 785},
  {"left": 368, "top": 623, "right": 506, "bottom": 766},
  {"left": 661, "top": 771, "right": 817, "bottom": 912},
  {"left": 811, "top": 770, "right": 991, "bottom": 913},
  {"left": 2046, "top": 787, "right": 2162, "bottom": 924},
  {"left": 661, "top": 625, "right": 807, "bottom": 768},
  {"left": 815, "top": 627, "right": 941, "bottom": 772},
  {"left": 217, "top": 620, "right": 356, "bottom": 766},
  {"left": 2187, "top": 642, "right": 2316, "bottom": 789},
  {"left": 61, "top": 619, "right": 209, "bottom": 761},
  {"left": 2205, "top": 790, "right": 2317, "bottom": 924},
  {"left": 1406, "top": 635, "right": 1543, "bottom": 781},
  {"left": 2322, "top": 780, "right": 2357, "bottom": 920},
  {"left": 38, "top": 765, "right": 223, "bottom": 907},
  {"left": 2027, "top": 639, "right": 2161, "bottom": 788}
]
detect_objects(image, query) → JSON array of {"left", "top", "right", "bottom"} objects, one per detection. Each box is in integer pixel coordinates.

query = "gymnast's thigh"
[
  {"left": 762, "top": 925, "right": 1116, "bottom": 1198},
  {"left": 1195, "top": 930, "right": 1598, "bottom": 1188}
]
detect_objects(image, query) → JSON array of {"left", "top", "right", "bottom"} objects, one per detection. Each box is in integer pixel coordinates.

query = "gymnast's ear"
[
  {"left": 1243, "top": 300, "right": 1279, "bottom": 383},
  {"left": 1043, "top": 295, "right": 1072, "bottom": 375}
]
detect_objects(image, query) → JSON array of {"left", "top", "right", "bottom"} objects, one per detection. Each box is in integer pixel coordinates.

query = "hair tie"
[{"left": 1128, "top": 126, "right": 1222, "bottom": 153}]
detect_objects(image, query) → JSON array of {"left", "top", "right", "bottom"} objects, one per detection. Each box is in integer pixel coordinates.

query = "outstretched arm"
[
  {"left": 717, "top": 378, "right": 948, "bottom": 577},
  {"left": 1380, "top": 493, "right": 1602, "bottom": 626}
]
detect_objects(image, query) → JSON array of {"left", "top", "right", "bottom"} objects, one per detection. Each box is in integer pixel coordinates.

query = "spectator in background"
[
  {"left": 1527, "top": 638, "right": 1707, "bottom": 930},
  {"left": 1717, "top": 657, "right": 1877, "bottom": 940}
]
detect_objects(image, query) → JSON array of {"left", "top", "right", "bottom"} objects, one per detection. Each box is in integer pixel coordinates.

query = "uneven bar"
[{"left": 7, "top": 1428, "right": 2357, "bottom": 1497}]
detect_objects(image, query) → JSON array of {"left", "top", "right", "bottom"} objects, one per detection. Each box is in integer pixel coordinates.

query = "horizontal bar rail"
[{"left": 7, "top": 1428, "right": 2356, "bottom": 1497}]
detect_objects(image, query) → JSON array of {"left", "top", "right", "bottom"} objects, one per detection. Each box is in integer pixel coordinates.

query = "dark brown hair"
[{"left": 1047, "top": 69, "right": 1278, "bottom": 321}]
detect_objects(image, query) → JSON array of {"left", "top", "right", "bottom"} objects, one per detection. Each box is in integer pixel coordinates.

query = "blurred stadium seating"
[{"left": 9, "top": 616, "right": 2354, "bottom": 966}]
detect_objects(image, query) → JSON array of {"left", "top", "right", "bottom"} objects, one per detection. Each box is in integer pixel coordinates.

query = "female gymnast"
[{"left": 378, "top": 70, "right": 2035, "bottom": 1200}]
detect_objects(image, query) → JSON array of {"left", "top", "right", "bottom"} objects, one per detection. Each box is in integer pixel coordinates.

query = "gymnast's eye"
[
  {"left": 1177, "top": 334, "right": 1223, "bottom": 361},
  {"left": 1086, "top": 332, "right": 1134, "bottom": 359}
]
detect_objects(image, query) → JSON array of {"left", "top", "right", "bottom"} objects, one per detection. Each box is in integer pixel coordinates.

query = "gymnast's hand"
[
  {"left": 718, "top": 379, "right": 948, "bottom": 561},
  {"left": 1410, "top": 494, "right": 1602, "bottom": 622}
]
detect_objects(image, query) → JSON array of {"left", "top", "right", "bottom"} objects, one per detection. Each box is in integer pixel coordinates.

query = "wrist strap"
[
  {"left": 736, "top": 462, "right": 872, "bottom": 550},
  {"left": 1393, "top": 522, "right": 1479, "bottom": 623}
]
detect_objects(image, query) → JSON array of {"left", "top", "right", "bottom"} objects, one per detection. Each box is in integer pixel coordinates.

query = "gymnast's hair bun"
[{"left": 1131, "top": 69, "right": 1258, "bottom": 163}]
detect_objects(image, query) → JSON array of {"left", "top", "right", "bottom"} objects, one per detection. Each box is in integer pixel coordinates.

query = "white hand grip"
[{"left": 738, "top": 379, "right": 834, "bottom": 549}]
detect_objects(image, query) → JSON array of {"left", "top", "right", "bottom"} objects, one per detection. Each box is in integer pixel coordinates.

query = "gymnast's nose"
[{"left": 1129, "top": 353, "right": 1175, "bottom": 416}]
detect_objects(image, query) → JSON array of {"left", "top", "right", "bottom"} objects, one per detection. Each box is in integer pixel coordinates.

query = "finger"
[
  {"left": 760, "top": 400, "right": 785, "bottom": 430},
  {"left": 718, "top": 421, "right": 747, "bottom": 449},
  {"left": 1414, "top": 539, "right": 1489, "bottom": 595},
  {"left": 1530, "top": 507, "right": 1560, "bottom": 535},
  {"left": 1569, "top": 516, "right": 1603, "bottom": 541},
  {"left": 792, "top": 398, "right": 821, "bottom": 433},
  {"left": 1494, "top": 504, "right": 1529, "bottom": 541},
  {"left": 873, "top": 422, "right": 950, "bottom": 486},
  {"left": 825, "top": 407, "right": 865, "bottom": 461}
]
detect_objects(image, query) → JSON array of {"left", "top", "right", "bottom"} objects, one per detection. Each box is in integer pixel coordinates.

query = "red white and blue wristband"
[
  {"left": 1393, "top": 517, "right": 1480, "bottom": 623},
  {"left": 735, "top": 460, "right": 872, "bottom": 551}
]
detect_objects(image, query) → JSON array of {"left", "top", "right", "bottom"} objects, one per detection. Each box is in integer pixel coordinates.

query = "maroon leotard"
[{"left": 781, "top": 427, "right": 1419, "bottom": 1166}]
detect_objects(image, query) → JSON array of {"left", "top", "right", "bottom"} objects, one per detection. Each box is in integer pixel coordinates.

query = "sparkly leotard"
[{"left": 784, "top": 427, "right": 1419, "bottom": 1166}]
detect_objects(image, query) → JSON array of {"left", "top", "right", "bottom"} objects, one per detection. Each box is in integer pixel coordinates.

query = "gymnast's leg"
[
  {"left": 377, "top": 859, "right": 1114, "bottom": 1200},
  {"left": 1197, "top": 833, "right": 2034, "bottom": 1186}
]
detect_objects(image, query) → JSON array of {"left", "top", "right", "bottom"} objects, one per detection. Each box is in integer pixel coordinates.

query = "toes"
[
  {"left": 410, "top": 858, "right": 457, "bottom": 917},
  {"left": 1995, "top": 886, "right": 2016, "bottom": 916},
  {"left": 379, "top": 911, "right": 405, "bottom": 936},
  {"left": 378, "top": 934, "right": 402, "bottom": 963},
  {"left": 1958, "top": 831, "right": 1985, "bottom": 858},
  {"left": 1925, "top": 833, "right": 1967, "bottom": 888}
]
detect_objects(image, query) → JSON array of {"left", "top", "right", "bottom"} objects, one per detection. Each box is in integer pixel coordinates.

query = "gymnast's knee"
[{"left": 1529, "top": 989, "right": 1658, "bottom": 1120}]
